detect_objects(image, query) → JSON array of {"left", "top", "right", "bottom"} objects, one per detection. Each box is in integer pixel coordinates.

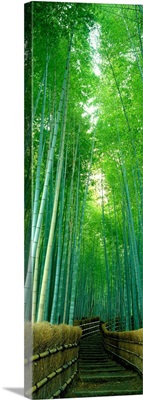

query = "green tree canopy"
[{"left": 25, "top": 2, "right": 143, "bottom": 329}]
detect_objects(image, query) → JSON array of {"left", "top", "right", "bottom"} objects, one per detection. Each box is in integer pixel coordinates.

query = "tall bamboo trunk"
[
  {"left": 24, "top": 32, "right": 73, "bottom": 320},
  {"left": 37, "top": 66, "right": 70, "bottom": 321}
]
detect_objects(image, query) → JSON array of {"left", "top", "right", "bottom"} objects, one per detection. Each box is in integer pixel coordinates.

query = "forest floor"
[{"left": 63, "top": 332, "right": 143, "bottom": 397}]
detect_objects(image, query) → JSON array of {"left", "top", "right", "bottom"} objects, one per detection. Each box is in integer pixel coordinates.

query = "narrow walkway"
[{"left": 64, "top": 332, "right": 143, "bottom": 397}]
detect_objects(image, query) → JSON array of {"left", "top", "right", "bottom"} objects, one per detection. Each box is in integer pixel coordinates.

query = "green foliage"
[{"left": 25, "top": 2, "right": 143, "bottom": 328}]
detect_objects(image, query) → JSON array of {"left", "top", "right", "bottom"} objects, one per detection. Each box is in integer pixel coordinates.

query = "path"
[{"left": 64, "top": 332, "right": 143, "bottom": 397}]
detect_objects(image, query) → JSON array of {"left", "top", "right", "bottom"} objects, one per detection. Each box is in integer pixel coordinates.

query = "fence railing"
[
  {"left": 24, "top": 323, "right": 82, "bottom": 399},
  {"left": 101, "top": 322, "right": 143, "bottom": 376},
  {"left": 80, "top": 319, "right": 100, "bottom": 338},
  {"left": 25, "top": 342, "right": 80, "bottom": 399},
  {"left": 106, "top": 318, "right": 127, "bottom": 332},
  {"left": 106, "top": 316, "right": 142, "bottom": 332}
]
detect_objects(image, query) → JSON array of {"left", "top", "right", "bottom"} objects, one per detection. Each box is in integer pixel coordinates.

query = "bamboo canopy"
[{"left": 25, "top": 2, "right": 143, "bottom": 329}]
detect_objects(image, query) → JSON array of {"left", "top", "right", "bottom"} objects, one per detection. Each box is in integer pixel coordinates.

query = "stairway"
[{"left": 64, "top": 332, "right": 143, "bottom": 397}]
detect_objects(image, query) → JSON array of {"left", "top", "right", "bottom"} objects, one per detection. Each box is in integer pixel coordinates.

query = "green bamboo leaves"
[{"left": 25, "top": 3, "right": 143, "bottom": 328}]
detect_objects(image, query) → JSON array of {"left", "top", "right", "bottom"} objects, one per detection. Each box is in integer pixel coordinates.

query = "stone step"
[
  {"left": 79, "top": 362, "right": 117, "bottom": 367},
  {"left": 80, "top": 354, "right": 108, "bottom": 358},
  {"left": 81, "top": 344, "right": 104, "bottom": 346},
  {"left": 80, "top": 350, "right": 105, "bottom": 353},
  {"left": 80, "top": 355, "right": 106, "bottom": 358},
  {"left": 80, "top": 344, "right": 103, "bottom": 346},
  {"left": 78, "top": 358, "right": 115, "bottom": 365},
  {"left": 80, "top": 342, "right": 103, "bottom": 344},
  {"left": 80, "top": 344, "right": 103, "bottom": 347},
  {"left": 81, "top": 345, "right": 103, "bottom": 348},
  {"left": 73, "top": 389, "right": 143, "bottom": 397},
  {"left": 80, "top": 366, "right": 125, "bottom": 373},
  {"left": 80, "top": 371, "right": 136, "bottom": 382},
  {"left": 80, "top": 345, "right": 104, "bottom": 347},
  {"left": 79, "top": 357, "right": 109, "bottom": 364},
  {"left": 80, "top": 357, "right": 107, "bottom": 360},
  {"left": 80, "top": 348, "right": 104, "bottom": 351},
  {"left": 80, "top": 346, "right": 104, "bottom": 349},
  {"left": 80, "top": 347, "right": 104, "bottom": 349}
]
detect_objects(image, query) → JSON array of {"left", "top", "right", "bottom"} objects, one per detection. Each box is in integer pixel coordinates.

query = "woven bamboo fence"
[
  {"left": 74, "top": 316, "right": 100, "bottom": 337},
  {"left": 101, "top": 322, "right": 143, "bottom": 376},
  {"left": 74, "top": 315, "right": 100, "bottom": 326},
  {"left": 24, "top": 322, "right": 82, "bottom": 399}
]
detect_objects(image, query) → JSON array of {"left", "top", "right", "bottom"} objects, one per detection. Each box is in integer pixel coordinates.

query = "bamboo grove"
[{"left": 24, "top": 2, "right": 143, "bottom": 330}]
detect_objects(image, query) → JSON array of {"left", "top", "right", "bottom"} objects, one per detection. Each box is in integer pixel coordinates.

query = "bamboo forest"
[{"left": 24, "top": 1, "right": 143, "bottom": 332}]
